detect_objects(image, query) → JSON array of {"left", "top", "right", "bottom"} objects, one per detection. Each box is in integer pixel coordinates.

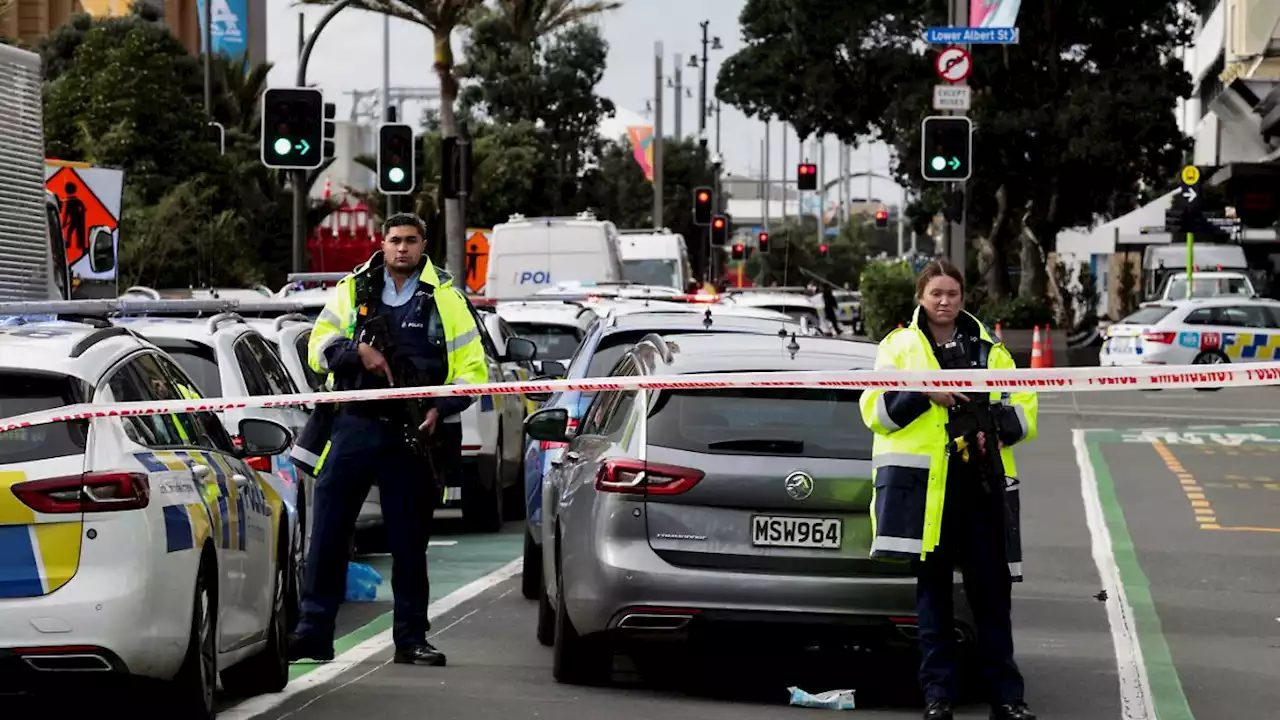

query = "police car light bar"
[
  {"left": 0, "top": 298, "right": 307, "bottom": 318},
  {"left": 286, "top": 273, "right": 347, "bottom": 284}
]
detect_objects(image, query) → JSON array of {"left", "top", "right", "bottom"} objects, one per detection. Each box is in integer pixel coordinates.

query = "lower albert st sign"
[{"left": 933, "top": 85, "right": 971, "bottom": 111}]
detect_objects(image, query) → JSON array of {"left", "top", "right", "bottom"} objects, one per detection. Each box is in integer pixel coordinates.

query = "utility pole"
[
  {"left": 653, "top": 42, "right": 665, "bottom": 230},
  {"left": 381, "top": 13, "right": 392, "bottom": 219},
  {"left": 697, "top": 21, "right": 709, "bottom": 145},
  {"left": 947, "top": 0, "right": 970, "bottom": 271},
  {"left": 673, "top": 53, "right": 683, "bottom": 139},
  {"left": 202, "top": 0, "right": 213, "bottom": 114},
  {"left": 817, "top": 136, "right": 826, "bottom": 243},
  {"left": 763, "top": 120, "right": 771, "bottom": 231}
]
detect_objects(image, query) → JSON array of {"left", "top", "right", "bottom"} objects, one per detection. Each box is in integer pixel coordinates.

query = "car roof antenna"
[
  {"left": 787, "top": 331, "right": 800, "bottom": 359},
  {"left": 702, "top": 308, "right": 713, "bottom": 329}
]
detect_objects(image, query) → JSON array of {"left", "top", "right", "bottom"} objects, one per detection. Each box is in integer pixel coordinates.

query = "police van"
[
  {"left": 484, "top": 213, "right": 624, "bottom": 299},
  {"left": 617, "top": 228, "right": 692, "bottom": 290}
]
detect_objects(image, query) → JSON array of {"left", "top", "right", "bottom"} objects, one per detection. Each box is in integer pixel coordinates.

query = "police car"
[
  {"left": 1100, "top": 297, "right": 1280, "bottom": 377},
  {"left": 492, "top": 300, "right": 599, "bottom": 376},
  {"left": 246, "top": 313, "right": 326, "bottom": 392},
  {"left": 0, "top": 314, "right": 300, "bottom": 717}
]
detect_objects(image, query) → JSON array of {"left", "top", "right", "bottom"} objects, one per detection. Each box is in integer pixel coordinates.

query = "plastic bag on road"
[
  {"left": 787, "top": 686, "right": 857, "bottom": 710},
  {"left": 345, "top": 562, "right": 383, "bottom": 602}
]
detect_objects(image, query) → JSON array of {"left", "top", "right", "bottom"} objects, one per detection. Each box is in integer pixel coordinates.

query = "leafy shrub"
[
  {"left": 974, "top": 295, "right": 1053, "bottom": 330},
  {"left": 859, "top": 260, "right": 917, "bottom": 340}
]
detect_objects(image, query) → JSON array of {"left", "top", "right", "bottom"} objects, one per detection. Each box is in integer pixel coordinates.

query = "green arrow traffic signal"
[
  {"left": 931, "top": 156, "right": 946, "bottom": 171},
  {"left": 948, "top": 156, "right": 960, "bottom": 170},
  {"left": 273, "top": 138, "right": 292, "bottom": 155}
]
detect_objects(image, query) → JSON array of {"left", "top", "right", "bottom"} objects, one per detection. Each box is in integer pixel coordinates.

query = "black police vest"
[{"left": 375, "top": 286, "right": 448, "bottom": 387}]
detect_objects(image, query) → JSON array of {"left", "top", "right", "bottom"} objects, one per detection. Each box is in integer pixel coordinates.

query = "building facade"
[{"left": 1, "top": 0, "right": 265, "bottom": 67}]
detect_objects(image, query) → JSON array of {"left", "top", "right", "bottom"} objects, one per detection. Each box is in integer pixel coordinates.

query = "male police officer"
[{"left": 288, "top": 213, "right": 489, "bottom": 666}]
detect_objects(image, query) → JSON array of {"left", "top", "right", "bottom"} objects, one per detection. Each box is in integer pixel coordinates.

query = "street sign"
[
  {"left": 935, "top": 46, "right": 972, "bottom": 83},
  {"left": 933, "top": 85, "right": 972, "bottom": 110},
  {"left": 1181, "top": 165, "right": 1201, "bottom": 186},
  {"left": 925, "top": 26, "right": 1019, "bottom": 45}
]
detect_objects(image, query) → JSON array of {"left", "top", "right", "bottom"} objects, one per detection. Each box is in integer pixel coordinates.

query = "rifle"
[
  {"left": 355, "top": 314, "right": 439, "bottom": 460},
  {"left": 937, "top": 337, "right": 1007, "bottom": 495}
]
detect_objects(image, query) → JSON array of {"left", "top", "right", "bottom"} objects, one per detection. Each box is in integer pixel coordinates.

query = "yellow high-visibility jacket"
[{"left": 858, "top": 307, "right": 1037, "bottom": 580}]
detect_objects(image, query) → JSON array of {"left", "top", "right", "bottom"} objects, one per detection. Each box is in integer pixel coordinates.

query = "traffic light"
[
  {"left": 711, "top": 214, "right": 728, "bottom": 245},
  {"left": 441, "top": 136, "right": 473, "bottom": 199},
  {"left": 757, "top": 231, "right": 769, "bottom": 253},
  {"left": 818, "top": 243, "right": 829, "bottom": 254},
  {"left": 731, "top": 243, "right": 745, "bottom": 261},
  {"left": 377, "top": 123, "right": 416, "bottom": 195},
  {"left": 874, "top": 208, "right": 889, "bottom": 228},
  {"left": 797, "top": 163, "right": 817, "bottom": 191},
  {"left": 323, "top": 102, "right": 336, "bottom": 159},
  {"left": 261, "top": 87, "right": 325, "bottom": 170},
  {"left": 920, "top": 115, "right": 973, "bottom": 182},
  {"left": 693, "top": 186, "right": 713, "bottom": 225}
]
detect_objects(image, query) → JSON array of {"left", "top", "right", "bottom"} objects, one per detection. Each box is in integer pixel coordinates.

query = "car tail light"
[
  {"left": 12, "top": 472, "right": 150, "bottom": 514},
  {"left": 540, "top": 418, "right": 579, "bottom": 450},
  {"left": 1142, "top": 331, "right": 1176, "bottom": 344},
  {"left": 595, "top": 458, "right": 704, "bottom": 496},
  {"left": 232, "top": 436, "right": 273, "bottom": 472}
]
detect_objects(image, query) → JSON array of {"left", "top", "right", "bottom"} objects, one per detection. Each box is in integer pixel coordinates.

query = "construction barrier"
[{"left": 3, "top": 363, "right": 1280, "bottom": 434}]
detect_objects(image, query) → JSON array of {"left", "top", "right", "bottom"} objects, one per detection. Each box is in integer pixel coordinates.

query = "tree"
[{"left": 715, "top": 0, "right": 1193, "bottom": 301}]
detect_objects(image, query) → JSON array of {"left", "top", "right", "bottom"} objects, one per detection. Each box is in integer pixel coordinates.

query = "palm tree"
[{"left": 492, "top": 0, "right": 620, "bottom": 45}]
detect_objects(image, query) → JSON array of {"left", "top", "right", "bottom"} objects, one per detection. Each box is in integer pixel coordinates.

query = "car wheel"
[
  {"left": 522, "top": 528, "right": 542, "bottom": 600},
  {"left": 552, "top": 545, "right": 609, "bottom": 684},
  {"left": 1192, "top": 351, "right": 1228, "bottom": 391},
  {"left": 168, "top": 559, "right": 217, "bottom": 719},
  {"left": 221, "top": 526, "right": 290, "bottom": 694}
]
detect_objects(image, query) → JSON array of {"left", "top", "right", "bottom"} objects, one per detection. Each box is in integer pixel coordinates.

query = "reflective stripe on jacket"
[{"left": 858, "top": 307, "right": 1038, "bottom": 580}]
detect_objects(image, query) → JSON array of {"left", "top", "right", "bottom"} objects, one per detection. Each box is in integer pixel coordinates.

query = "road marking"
[
  {"left": 1041, "top": 408, "right": 1280, "bottom": 421},
  {"left": 1151, "top": 441, "right": 1220, "bottom": 528},
  {"left": 219, "top": 557, "right": 521, "bottom": 720},
  {"left": 1075, "top": 430, "right": 1193, "bottom": 720}
]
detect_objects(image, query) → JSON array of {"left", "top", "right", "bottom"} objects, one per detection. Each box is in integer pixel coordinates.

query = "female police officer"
[{"left": 859, "top": 260, "right": 1037, "bottom": 720}]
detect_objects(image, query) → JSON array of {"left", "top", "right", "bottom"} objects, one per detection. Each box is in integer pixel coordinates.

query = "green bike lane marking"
[
  {"left": 287, "top": 532, "right": 523, "bottom": 681},
  {"left": 1082, "top": 430, "right": 1195, "bottom": 720}
]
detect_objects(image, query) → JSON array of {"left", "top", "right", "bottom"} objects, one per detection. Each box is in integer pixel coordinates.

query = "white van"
[
  {"left": 617, "top": 228, "right": 692, "bottom": 290},
  {"left": 1141, "top": 243, "right": 1247, "bottom": 300},
  {"left": 485, "top": 212, "right": 624, "bottom": 299}
]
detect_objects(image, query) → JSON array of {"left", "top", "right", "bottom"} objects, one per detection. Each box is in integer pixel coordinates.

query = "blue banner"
[{"left": 197, "top": 0, "right": 248, "bottom": 58}]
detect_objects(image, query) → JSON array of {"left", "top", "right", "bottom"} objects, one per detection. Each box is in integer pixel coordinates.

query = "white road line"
[
  {"left": 1073, "top": 429, "right": 1156, "bottom": 720},
  {"left": 220, "top": 557, "right": 522, "bottom": 720},
  {"left": 1042, "top": 408, "right": 1276, "bottom": 421}
]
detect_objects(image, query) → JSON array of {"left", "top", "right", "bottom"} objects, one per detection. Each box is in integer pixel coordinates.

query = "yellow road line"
[{"left": 1152, "top": 440, "right": 1280, "bottom": 534}]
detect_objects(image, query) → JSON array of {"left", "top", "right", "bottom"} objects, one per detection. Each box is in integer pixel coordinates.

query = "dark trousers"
[
  {"left": 915, "top": 485, "right": 1024, "bottom": 704},
  {"left": 295, "top": 412, "right": 436, "bottom": 650}
]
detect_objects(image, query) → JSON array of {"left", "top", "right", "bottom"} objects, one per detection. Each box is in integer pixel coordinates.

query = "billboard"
[
  {"left": 197, "top": 0, "right": 248, "bottom": 58},
  {"left": 970, "top": 0, "right": 1022, "bottom": 27},
  {"left": 44, "top": 164, "right": 124, "bottom": 291}
]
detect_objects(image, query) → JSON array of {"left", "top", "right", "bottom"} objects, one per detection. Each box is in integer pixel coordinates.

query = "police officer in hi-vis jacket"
[
  {"left": 288, "top": 213, "right": 488, "bottom": 667},
  {"left": 859, "top": 260, "right": 1038, "bottom": 720}
]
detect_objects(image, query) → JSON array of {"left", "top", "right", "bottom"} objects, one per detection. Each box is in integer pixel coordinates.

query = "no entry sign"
[{"left": 935, "top": 46, "right": 972, "bottom": 83}]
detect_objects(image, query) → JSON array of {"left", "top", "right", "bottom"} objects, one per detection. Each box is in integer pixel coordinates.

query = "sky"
[{"left": 264, "top": 0, "right": 906, "bottom": 207}]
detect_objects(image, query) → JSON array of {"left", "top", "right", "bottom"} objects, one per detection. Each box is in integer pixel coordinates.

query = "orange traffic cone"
[
  {"left": 1043, "top": 324, "right": 1055, "bottom": 367},
  {"left": 994, "top": 321, "right": 1003, "bottom": 342},
  {"left": 1030, "top": 325, "right": 1044, "bottom": 368}
]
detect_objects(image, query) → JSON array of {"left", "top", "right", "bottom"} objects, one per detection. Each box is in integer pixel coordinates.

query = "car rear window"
[
  {"left": 508, "top": 323, "right": 582, "bottom": 361},
  {"left": 153, "top": 340, "right": 222, "bottom": 396},
  {"left": 1119, "top": 306, "right": 1174, "bottom": 325},
  {"left": 645, "top": 387, "right": 872, "bottom": 461},
  {"left": 0, "top": 372, "right": 88, "bottom": 464}
]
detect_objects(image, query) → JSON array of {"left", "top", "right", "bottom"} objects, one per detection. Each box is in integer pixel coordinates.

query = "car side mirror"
[
  {"left": 525, "top": 381, "right": 553, "bottom": 403},
  {"left": 89, "top": 226, "right": 115, "bottom": 274},
  {"left": 524, "top": 407, "right": 569, "bottom": 442},
  {"left": 539, "top": 360, "right": 567, "bottom": 379},
  {"left": 505, "top": 336, "right": 538, "bottom": 363},
  {"left": 236, "top": 418, "right": 293, "bottom": 457}
]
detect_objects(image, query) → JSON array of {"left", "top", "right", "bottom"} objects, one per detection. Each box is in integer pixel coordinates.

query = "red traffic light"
[
  {"left": 713, "top": 217, "right": 725, "bottom": 229},
  {"left": 875, "top": 209, "right": 888, "bottom": 220},
  {"left": 697, "top": 190, "right": 710, "bottom": 202},
  {"left": 798, "top": 163, "right": 816, "bottom": 175},
  {"left": 733, "top": 243, "right": 744, "bottom": 252},
  {"left": 818, "top": 244, "right": 828, "bottom": 253},
  {"left": 758, "top": 232, "right": 768, "bottom": 242}
]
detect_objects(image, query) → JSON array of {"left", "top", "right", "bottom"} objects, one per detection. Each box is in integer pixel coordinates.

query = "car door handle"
[{"left": 191, "top": 464, "right": 213, "bottom": 482}]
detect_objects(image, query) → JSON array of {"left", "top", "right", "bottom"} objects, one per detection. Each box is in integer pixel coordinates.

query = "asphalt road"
[{"left": 27, "top": 389, "right": 1280, "bottom": 718}]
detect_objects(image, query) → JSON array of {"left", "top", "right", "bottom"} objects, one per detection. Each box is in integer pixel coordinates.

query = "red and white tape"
[{"left": 2, "top": 362, "right": 1278, "bottom": 434}]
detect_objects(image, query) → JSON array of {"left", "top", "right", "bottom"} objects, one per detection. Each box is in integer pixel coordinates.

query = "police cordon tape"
[{"left": 4, "top": 362, "right": 1280, "bottom": 434}]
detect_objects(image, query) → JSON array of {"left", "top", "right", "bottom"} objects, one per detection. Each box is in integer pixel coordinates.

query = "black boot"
[
  {"left": 924, "top": 699, "right": 954, "bottom": 720},
  {"left": 287, "top": 633, "right": 335, "bottom": 662},
  {"left": 393, "top": 640, "right": 447, "bottom": 666},
  {"left": 990, "top": 701, "right": 1036, "bottom": 720}
]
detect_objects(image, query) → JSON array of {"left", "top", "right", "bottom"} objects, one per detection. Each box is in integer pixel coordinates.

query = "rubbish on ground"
[
  {"left": 345, "top": 561, "right": 383, "bottom": 602},
  {"left": 787, "top": 686, "right": 856, "bottom": 710}
]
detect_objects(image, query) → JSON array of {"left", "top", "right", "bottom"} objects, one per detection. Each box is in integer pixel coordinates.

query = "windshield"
[
  {"left": 0, "top": 372, "right": 87, "bottom": 464},
  {"left": 1163, "top": 277, "right": 1252, "bottom": 299},
  {"left": 508, "top": 323, "right": 582, "bottom": 361},
  {"left": 1119, "top": 306, "right": 1174, "bottom": 325},
  {"left": 622, "top": 259, "right": 680, "bottom": 288},
  {"left": 153, "top": 341, "right": 223, "bottom": 396},
  {"left": 646, "top": 387, "right": 871, "bottom": 460}
]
